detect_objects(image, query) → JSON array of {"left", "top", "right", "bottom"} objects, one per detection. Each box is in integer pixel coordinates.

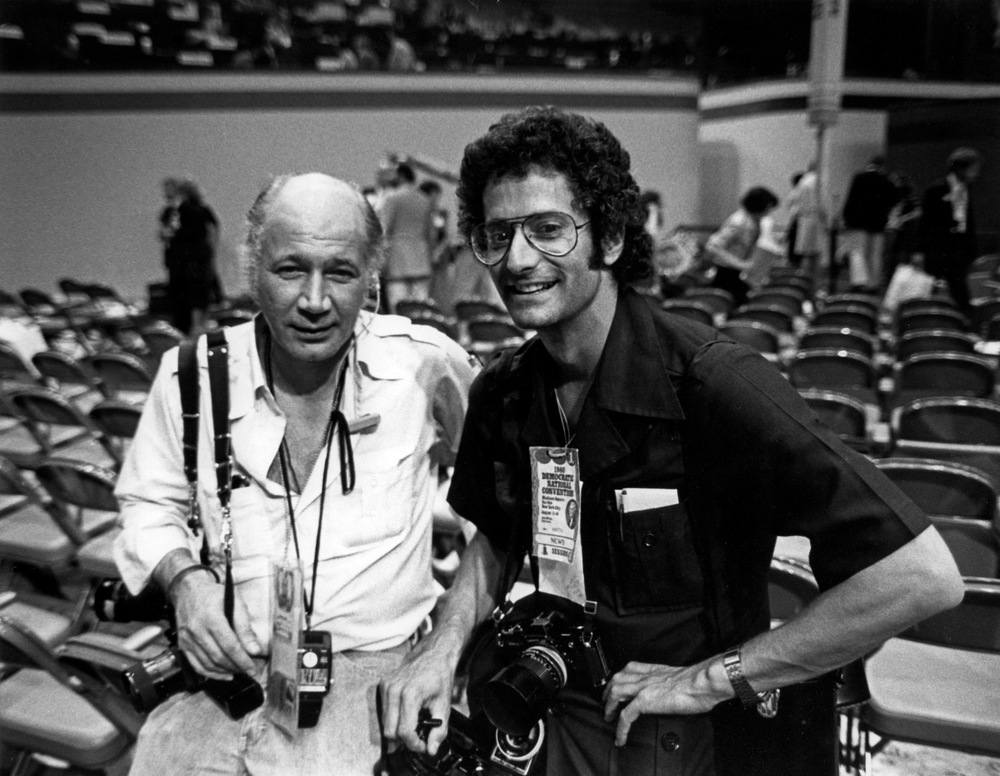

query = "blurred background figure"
[
  {"left": 785, "top": 170, "right": 805, "bottom": 267},
  {"left": 916, "top": 146, "right": 983, "bottom": 316},
  {"left": 839, "top": 155, "right": 903, "bottom": 292},
  {"left": 882, "top": 172, "right": 923, "bottom": 289},
  {"left": 376, "top": 162, "right": 435, "bottom": 312},
  {"left": 791, "top": 162, "right": 824, "bottom": 282},
  {"left": 706, "top": 185, "right": 779, "bottom": 306},
  {"left": 165, "top": 178, "right": 220, "bottom": 335}
]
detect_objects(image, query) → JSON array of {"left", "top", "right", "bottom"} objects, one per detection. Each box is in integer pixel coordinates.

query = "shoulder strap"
[{"left": 178, "top": 339, "right": 199, "bottom": 489}]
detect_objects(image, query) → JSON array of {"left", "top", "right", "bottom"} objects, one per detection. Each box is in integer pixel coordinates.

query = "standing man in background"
[
  {"left": 916, "top": 147, "right": 982, "bottom": 317},
  {"left": 380, "top": 106, "right": 963, "bottom": 776},
  {"left": 166, "top": 178, "right": 220, "bottom": 334},
  {"left": 377, "top": 162, "right": 435, "bottom": 312},
  {"left": 840, "top": 156, "right": 901, "bottom": 292}
]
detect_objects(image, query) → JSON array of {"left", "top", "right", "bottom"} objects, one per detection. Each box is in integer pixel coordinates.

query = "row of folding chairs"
[{"left": 392, "top": 296, "right": 528, "bottom": 359}]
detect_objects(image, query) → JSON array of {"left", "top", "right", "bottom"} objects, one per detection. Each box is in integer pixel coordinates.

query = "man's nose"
[
  {"left": 503, "top": 223, "right": 540, "bottom": 272},
  {"left": 298, "top": 271, "right": 332, "bottom": 313}
]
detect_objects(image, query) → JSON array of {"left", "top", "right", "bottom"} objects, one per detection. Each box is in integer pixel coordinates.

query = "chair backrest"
[
  {"left": 466, "top": 316, "right": 524, "bottom": 347},
  {"left": 788, "top": 349, "right": 876, "bottom": 390},
  {"left": 799, "top": 327, "right": 876, "bottom": 359},
  {"left": 768, "top": 556, "right": 818, "bottom": 622},
  {"left": 718, "top": 320, "right": 780, "bottom": 355},
  {"left": 930, "top": 516, "right": 1000, "bottom": 578},
  {"left": 810, "top": 306, "right": 877, "bottom": 335},
  {"left": 454, "top": 298, "right": 508, "bottom": 322},
  {"left": 88, "top": 399, "right": 143, "bottom": 441},
  {"left": 896, "top": 352, "right": 995, "bottom": 399},
  {"left": 395, "top": 298, "right": 446, "bottom": 319},
  {"left": 683, "top": 287, "right": 734, "bottom": 317},
  {"left": 823, "top": 293, "right": 880, "bottom": 317},
  {"left": 19, "top": 288, "right": 56, "bottom": 312},
  {"left": 986, "top": 313, "right": 1000, "bottom": 342},
  {"left": 6, "top": 386, "right": 90, "bottom": 430},
  {"left": 747, "top": 288, "right": 802, "bottom": 318},
  {"left": 901, "top": 578, "right": 1000, "bottom": 651},
  {"left": 83, "top": 283, "right": 121, "bottom": 302},
  {"left": 895, "top": 397, "right": 1000, "bottom": 447},
  {"left": 661, "top": 299, "right": 714, "bottom": 326},
  {"left": 874, "top": 456, "right": 997, "bottom": 521},
  {"left": 897, "top": 296, "right": 960, "bottom": 319},
  {"left": 895, "top": 330, "right": 977, "bottom": 361},
  {"left": 970, "top": 253, "right": 1000, "bottom": 275},
  {"left": 799, "top": 388, "right": 869, "bottom": 442},
  {"left": 34, "top": 459, "right": 120, "bottom": 513},
  {"left": 972, "top": 298, "right": 1000, "bottom": 334},
  {"left": 139, "top": 323, "right": 184, "bottom": 363},
  {"left": 0, "top": 342, "right": 40, "bottom": 384},
  {"left": 762, "top": 277, "right": 811, "bottom": 302},
  {"left": 86, "top": 353, "right": 153, "bottom": 394},
  {"left": 897, "top": 308, "right": 969, "bottom": 336},
  {"left": 408, "top": 311, "right": 459, "bottom": 342},
  {"left": 730, "top": 303, "right": 794, "bottom": 333},
  {"left": 32, "top": 350, "right": 105, "bottom": 395}
]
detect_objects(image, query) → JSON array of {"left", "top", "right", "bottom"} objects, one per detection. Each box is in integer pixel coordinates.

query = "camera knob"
[{"left": 660, "top": 732, "right": 681, "bottom": 752}]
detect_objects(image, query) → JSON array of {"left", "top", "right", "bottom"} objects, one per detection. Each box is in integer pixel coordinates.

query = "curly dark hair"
[{"left": 457, "top": 106, "right": 652, "bottom": 286}]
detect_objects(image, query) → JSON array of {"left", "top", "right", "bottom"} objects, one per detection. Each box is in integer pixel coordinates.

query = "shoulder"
[{"left": 362, "top": 312, "right": 472, "bottom": 369}]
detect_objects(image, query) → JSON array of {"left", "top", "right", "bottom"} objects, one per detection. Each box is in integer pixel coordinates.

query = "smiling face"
[
  {"left": 483, "top": 169, "right": 622, "bottom": 338},
  {"left": 255, "top": 174, "right": 370, "bottom": 367}
]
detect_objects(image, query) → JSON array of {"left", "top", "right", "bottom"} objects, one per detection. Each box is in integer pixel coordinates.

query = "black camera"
[
  {"left": 297, "top": 629, "right": 332, "bottom": 728},
  {"left": 481, "top": 593, "right": 610, "bottom": 738},
  {"left": 93, "top": 578, "right": 172, "bottom": 624},
  {"left": 92, "top": 577, "right": 265, "bottom": 721},
  {"left": 384, "top": 708, "right": 544, "bottom": 776},
  {"left": 123, "top": 646, "right": 264, "bottom": 720}
]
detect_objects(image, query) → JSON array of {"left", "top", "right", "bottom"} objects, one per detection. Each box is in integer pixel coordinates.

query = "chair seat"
[
  {"left": 0, "top": 504, "right": 75, "bottom": 567},
  {"left": 0, "top": 668, "right": 128, "bottom": 767},
  {"left": 863, "top": 638, "right": 1000, "bottom": 755},
  {"left": 0, "top": 493, "right": 28, "bottom": 515},
  {"left": 76, "top": 527, "right": 121, "bottom": 578},
  {"left": 0, "top": 601, "right": 74, "bottom": 647}
]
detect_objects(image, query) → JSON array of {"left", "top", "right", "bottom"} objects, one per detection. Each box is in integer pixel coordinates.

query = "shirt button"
[
  {"left": 642, "top": 532, "right": 657, "bottom": 548},
  {"left": 661, "top": 732, "right": 681, "bottom": 752}
]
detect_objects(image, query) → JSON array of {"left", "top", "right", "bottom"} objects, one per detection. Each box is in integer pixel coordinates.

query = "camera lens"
[
  {"left": 93, "top": 579, "right": 171, "bottom": 623},
  {"left": 122, "top": 648, "right": 189, "bottom": 713},
  {"left": 482, "top": 645, "right": 568, "bottom": 737},
  {"left": 495, "top": 719, "right": 545, "bottom": 764}
]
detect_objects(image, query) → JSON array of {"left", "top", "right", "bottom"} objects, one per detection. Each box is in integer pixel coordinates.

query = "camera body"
[
  {"left": 384, "top": 708, "right": 543, "bottom": 776},
  {"left": 297, "top": 629, "right": 332, "bottom": 728},
  {"left": 481, "top": 594, "right": 610, "bottom": 738},
  {"left": 93, "top": 577, "right": 265, "bottom": 720}
]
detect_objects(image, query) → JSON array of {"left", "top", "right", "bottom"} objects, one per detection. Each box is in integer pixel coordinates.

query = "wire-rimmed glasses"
[{"left": 470, "top": 211, "right": 590, "bottom": 267}]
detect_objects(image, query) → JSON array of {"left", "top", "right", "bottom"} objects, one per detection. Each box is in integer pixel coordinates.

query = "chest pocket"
[
  {"left": 606, "top": 500, "right": 704, "bottom": 615},
  {"left": 354, "top": 444, "right": 417, "bottom": 547}
]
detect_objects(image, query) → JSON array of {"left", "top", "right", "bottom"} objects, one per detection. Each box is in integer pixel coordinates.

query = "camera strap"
[{"left": 178, "top": 329, "right": 237, "bottom": 625}]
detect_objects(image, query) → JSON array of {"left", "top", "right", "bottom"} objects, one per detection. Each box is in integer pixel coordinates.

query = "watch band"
[{"left": 723, "top": 646, "right": 781, "bottom": 718}]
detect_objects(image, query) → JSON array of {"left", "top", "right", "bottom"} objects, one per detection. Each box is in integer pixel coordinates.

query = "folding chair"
[
  {"left": 33, "top": 459, "right": 122, "bottom": 580},
  {"left": 86, "top": 352, "right": 153, "bottom": 405},
  {"left": 799, "top": 388, "right": 875, "bottom": 454},
  {"left": 730, "top": 303, "right": 795, "bottom": 334},
  {"left": 747, "top": 288, "right": 803, "bottom": 318},
  {"left": 897, "top": 296, "right": 961, "bottom": 319},
  {"left": 860, "top": 578, "right": 1000, "bottom": 757},
  {"left": 929, "top": 516, "right": 1000, "bottom": 578},
  {"left": 5, "top": 386, "right": 120, "bottom": 470},
  {"left": 718, "top": 320, "right": 781, "bottom": 362},
  {"left": 893, "top": 352, "right": 995, "bottom": 406},
  {"left": 660, "top": 299, "right": 714, "bottom": 326},
  {"left": 967, "top": 271, "right": 998, "bottom": 303},
  {"left": 763, "top": 276, "right": 812, "bottom": 302},
  {"left": 212, "top": 309, "right": 256, "bottom": 328},
  {"left": 683, "top": 287, "right": 734, "bottom": 318},
  {"left": 768, "top": 556, "right": 817, "bottom": 624},
  {"left": 897, "top": 308, "right": 970, "bottom": 337},
  {"left": 822, "top": 293, "right": 880, "bottom": 318},
  {"left": 0, "top": 614, "right": 148, "bottom": 775},
  {"left": 799, "top": 327, "right": 877, "bottom": 360},
  {"left": 986, "top": 313, "right": 1000, "bottom": 343},
  {"left": 0, "top": 342, "right": 43, "bottom": 392},
  {"left": 787, "top": 349, "right": 878, "bottom": 406},
  {"left": 971, "top": 298, "right": 1000, "bottom": 336},
  {"left": 454, "top": 297, "right": 509, "bottom": 322},
  {"left": 395, "top": 298, "right": 447, "bottom": 319},
  {"left": 811, "top": 306, "right": 878, "bottom": 336},
  {"left": 138, "top": 321, "right": 185, "bottom": 371},
  {"left": 894, "top": 330, "right": 977, "bottom": 361},
  {"left": 970, "top": 253, "right": 1000, "bottom": 275},
  {"left": 874, "top": 457, "right": 997, "bottom": 522}
]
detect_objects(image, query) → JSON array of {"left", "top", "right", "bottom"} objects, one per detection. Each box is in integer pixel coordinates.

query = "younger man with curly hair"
[{"left": 381, "top": 107, "right": 961, "bottom": 775}]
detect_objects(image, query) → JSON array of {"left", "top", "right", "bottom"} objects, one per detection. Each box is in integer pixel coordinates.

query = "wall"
[{"left": 0, "top": 72, "right": 700, "bottom": 302}]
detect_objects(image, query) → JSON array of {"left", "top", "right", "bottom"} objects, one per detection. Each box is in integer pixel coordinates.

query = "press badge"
[
  {"left": 531, "top": 447, "right": 587, "bottom": 605},
  {"left": 266, "top": 560, "right": 303, "bottom": 736}
]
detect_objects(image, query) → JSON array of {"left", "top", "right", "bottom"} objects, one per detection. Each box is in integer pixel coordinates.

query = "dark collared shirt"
[{"left": 449, "top": 289, "right": 928, "bottom": 671}]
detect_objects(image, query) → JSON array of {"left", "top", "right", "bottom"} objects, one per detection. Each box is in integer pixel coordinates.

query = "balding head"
[{"left": 243, "top": 173, "right": 385, "bottom": 300}]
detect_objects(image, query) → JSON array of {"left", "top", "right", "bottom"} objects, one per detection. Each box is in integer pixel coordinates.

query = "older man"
[
  {"left": 381, "top": 108, "right": 962, "bottom": 776},
  {"left": 114, "top": 173, "right": 476, "bottom": 775}
]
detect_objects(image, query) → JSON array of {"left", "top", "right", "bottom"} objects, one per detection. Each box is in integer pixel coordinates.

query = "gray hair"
[{"left": 241, "top": 173, "right": 387, "bottom": 301}]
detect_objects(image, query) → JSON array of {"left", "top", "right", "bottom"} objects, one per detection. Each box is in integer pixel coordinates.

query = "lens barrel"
[{"left": 482, "top": 645, "right": 568, "bottom": 737}]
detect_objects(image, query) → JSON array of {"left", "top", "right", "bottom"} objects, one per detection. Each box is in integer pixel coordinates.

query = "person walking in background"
[
  {"left": 784, "top": 170, "right": 805, "bottom": 267},
  {"left": 168, "top": 178, "right": 220, "bottom": 335},
  {"left": 706, "top": 186, "right": 779, "bottom": 307},
  {"left": 839, "top": 156, "right": 902, "bottom": 292},
  {"left": 376, "top": 162, "right": 435, "bottom": 312},
  {"left": 791, "top": 162, "right": 824, "bottom": 282},
  {"left": 916, "top": 147, "right": 982, "bottom": 317}
]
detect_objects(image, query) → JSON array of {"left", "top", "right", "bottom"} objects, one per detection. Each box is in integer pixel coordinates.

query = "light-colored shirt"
[
  {"left": 946, "top": 172, "right": 969, "bottom": 234},
  {"left": 114, "top": 313, "right": 476, "bottom": 653}
]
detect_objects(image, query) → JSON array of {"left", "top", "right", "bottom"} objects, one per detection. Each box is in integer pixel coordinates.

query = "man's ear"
[{"left": 602, "top": 235, "right": 624, "bottom": 267}]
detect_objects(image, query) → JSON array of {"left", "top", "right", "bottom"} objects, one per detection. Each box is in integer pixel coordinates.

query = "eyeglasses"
[{"left": 470, "top": 211, "right": 590, "bottom": 267}]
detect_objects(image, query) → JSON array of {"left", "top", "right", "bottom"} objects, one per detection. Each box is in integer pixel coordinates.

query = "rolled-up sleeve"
[{"left": 113, "top": 350, "right": 200, "bottom": 593}]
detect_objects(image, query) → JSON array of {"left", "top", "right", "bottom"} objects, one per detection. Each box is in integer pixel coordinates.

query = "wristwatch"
[{"left": 723, "top": 646, "right": 780, "bottom": 718}]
